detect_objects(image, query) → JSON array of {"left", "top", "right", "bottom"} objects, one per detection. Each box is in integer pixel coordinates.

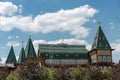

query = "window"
[
  {"left": 66, "top": 54, "right": 68, "bottom": 57},
  {"left": 56, "top": 54, "right": 58, "bottom": 57},
  {"left": 99, "top": 37, "right": 101, "bottom": 40},
  {"left": 102, "top": 36, "right": 105, "bottom": 40},
  {"left": 76, "top": 54, "right": 78, "bottom": 57},
  {"left": 98, "top": 56, "right": 102, "bottom": 62},
  {"left": 105, "top": 44, "right": 108, "bottom": 47},
  {"left": 103, "top": 56, "right": 107, "bottom": 62},
  {"left": 99, "top": 43, "right": 102, "bottom": 47},
  {"left": 46, "top": 53, "right": 48, "bottom": 57},
  {"left": 107, "top": 56, "right": 111, "bottom": 62},
  {"left": 92, "top": 58, "right": 97, "bottom": 63},
  {"left": 98, "top": 50, "right": 110, "bottom": 55}
]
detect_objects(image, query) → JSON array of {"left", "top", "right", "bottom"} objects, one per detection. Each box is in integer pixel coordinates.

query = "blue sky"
[{"left": 0, "top": 0, "right": 120, "bottom": 63}]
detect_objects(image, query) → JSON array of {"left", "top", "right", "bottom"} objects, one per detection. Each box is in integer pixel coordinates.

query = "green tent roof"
[
  {"left": 25, "top": 38, "right": 37, "bottom": 58},
  {"left": 6, "top": 46, "right": 17, "bottom": 64},
  {"left": 39, "top": 44, "right": 89, "bottom": 59},
  {"left": 18, "top": 47, "right": 26, "bottom": 63},
  {"left": 92, "top": 26, "right": 111, "bottom": 49}
]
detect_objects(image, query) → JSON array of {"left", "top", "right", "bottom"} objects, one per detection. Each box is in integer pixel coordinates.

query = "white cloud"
[
  {"left": 111, "top": 40, "right": 120, "bottom": 62},
  {"left": 18, "top": 5, "right": 22, "bottom": 14},
  {"left": 8, "top": 35, "right": 19, "bottom": 40},
  {"left": 92, "top": 19, "right": 97, "bottom": 23},
  {"left": 15, "top": 36, "right": 19, "bottom": 39},
  {"left": 6, "top": 41, "right": 20, "bottom": 47},
  {"left": 109, "top": 22, "right": 115, "bottom": 29},
  {"left": 8, "top": 36, "right": 12, "bottom": 40},
  {"left": 111, "top": 40, "right": 120, "bottom": 53},
  {"left": 0, "top": 5, "right": 98, "bottom": 38},
  {"left": 0, "top": 2, "right": 18, "bottom": 16},
  {"left": 33, "top": 38, "right": 91, "bottom": 52},
  {"left": 0, "top": 57, "right": 6, "bottom": 64}
]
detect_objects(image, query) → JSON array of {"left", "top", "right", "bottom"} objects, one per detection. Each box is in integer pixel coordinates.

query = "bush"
[{"left": 3, "top": 64, "right": 120, "bottom": 80}]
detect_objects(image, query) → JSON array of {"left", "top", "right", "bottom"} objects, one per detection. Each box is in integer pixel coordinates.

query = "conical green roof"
[
  {"left": 92, "top": 25, "right": 111, "bottom": 49},
  {"left": 6, "top": 46, "right": 17, "bottom": 64},
  {"left": 18, "top": 47, "right": 26, "bottom": 63},
  {"left": 25, "top": 38, "right": 37, "bottom": 58}
]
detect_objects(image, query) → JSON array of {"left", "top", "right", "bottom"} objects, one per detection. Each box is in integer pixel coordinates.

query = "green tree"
[
  {"left": 48, "top": 68, "right": 55, "bottom": 80},
  {"left": 6, "top": 70, "right": 19, "bottom": 80},
  {"left": 0, "top": 73, "right": 3, "bottom": 80},
  {"left": 70, "top": 66, "right": 86, "bottom": 80},
  {"left": 101, "top": 69, "right": 111, "bottom": 79},
  {"left": 54, "top": 66, "right": 70, "bottom": 80}
]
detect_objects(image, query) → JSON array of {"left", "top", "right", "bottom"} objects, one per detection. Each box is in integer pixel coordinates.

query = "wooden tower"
[{"left": 89, "top": 22, "right": 114, "bottom": 68}]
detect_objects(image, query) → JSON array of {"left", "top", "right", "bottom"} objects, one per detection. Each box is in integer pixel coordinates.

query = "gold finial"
[{"left": 97, "top": 21, "right": 101, "bottom": 26}]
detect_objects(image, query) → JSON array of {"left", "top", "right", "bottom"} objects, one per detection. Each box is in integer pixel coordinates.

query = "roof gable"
[
  {"left": 92, "top": 26, "right": 111, "bottom": 49},
  {"left": 25, "top": 38, "right": 37, "bottom": 58},
  {"left": 6, "top": 46, "right": 17, "bottom": 64}
]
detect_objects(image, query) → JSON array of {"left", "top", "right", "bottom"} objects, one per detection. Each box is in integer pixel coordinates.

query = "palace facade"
[{"left": 5, "top": 24, "right": 114, "bottom": 67}]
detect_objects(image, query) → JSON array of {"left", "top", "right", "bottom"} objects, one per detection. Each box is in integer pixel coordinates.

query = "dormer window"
[
  {"left": 102, "top": 36, "right": 105, "bottom": 40},
  {"left": 99, "top": 43, "right": 102, "bottom": 47},
  {"left": 46, "top": 53, "right": 48, "bottom": 57},
  {"left": 66, "top": 54, "right": 68, "bottom": 57},
  {"left": 105, "top": 44, "right": 108, "bottom": 47},
  {"left": 76, "top": 54, "right": 78, "bottom": 57},
  {"left": 56, "top": 54, "right": 58, "bottom": 57}
]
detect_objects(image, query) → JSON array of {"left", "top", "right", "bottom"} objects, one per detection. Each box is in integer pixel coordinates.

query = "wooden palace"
[{"left": 4, "top": 23, "right": 114, "bottom": 68}]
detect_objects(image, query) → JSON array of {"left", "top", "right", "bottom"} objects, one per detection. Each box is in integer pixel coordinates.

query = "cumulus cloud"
[
  {"left": 0, "top": 57, "right": 6, "bottom": 64},
  {"left": 15, "top": 36, "right": 19, "bottom": 39},
  {"left": 92, "top": 19, "right": 97, "bottom": 23},
  {"left": 111, "top": 40, "right": 120, "bottom": 62},
  {"left": 109, "top": 22, "right": 115, "bottom": 29},
  {"left": 0, "top": 2, "right": 19, "bottom": 16},
  {"left": 33, "top": 38, "right": 91, "bottom": 52},
  {"left": 0, "top": 5, "right": 98, "bottom": 38},
  {"left": 6, "top": 41, "right": 20, "bottom": 47},
  {"left": 8, "top": 35, "right": 19, "bottom": 40},
  {"left": 8, "top": 36, "right": 12, "bottom": 40},
  {"left": 18, "top": 5, "right": 22, "bottom": 14},
  {"left": 111, "top": 40, "right": 120, "bottom": 53}
]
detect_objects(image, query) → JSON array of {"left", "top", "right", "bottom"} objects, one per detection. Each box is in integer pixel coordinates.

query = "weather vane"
[
  {"left": 29, "top": 32, "right": 32, "bottom": 38},
  {"left": 97, "top": 21, "right": 101, "bottom": 26},
  {"left": 11, "top": 41, "right": 13, "bottom": 47}
]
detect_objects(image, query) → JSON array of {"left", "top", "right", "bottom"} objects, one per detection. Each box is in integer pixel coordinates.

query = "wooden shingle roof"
[
  {"left": 92, "top": 25, "right": 112, "bottom": 49},
  {"left": 25, "top": 38, "right": 37, "bottom": 58}
]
